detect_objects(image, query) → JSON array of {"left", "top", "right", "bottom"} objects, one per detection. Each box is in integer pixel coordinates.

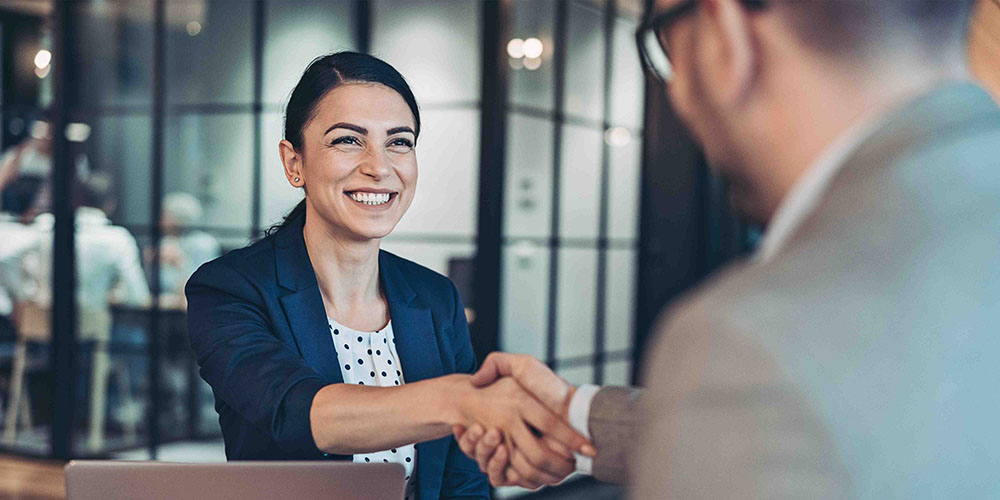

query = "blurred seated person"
[
  {"left": 0, "top": 177, "right": 44, "bottom": 342},
  {"left": 16, "top": 172, "right": 150, "bottom": 317},
  {"left": 152, "top": 192, "right": 220, "bottom": 304}
]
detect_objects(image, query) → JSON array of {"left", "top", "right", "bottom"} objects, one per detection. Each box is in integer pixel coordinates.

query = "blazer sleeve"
[
  {"left": 440, "top": 280, "right": 490, "bottom": 499},
  {"left": 185, "top": 260, "right": 330, "bottom": 456},
  {"left": 589, "top": 385, "right": 643, "bottom": 485}
]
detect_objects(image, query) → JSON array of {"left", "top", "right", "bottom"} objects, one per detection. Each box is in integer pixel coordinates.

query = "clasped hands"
[{"left": 452, "top": 353, "right": 591, "bottom": 489}]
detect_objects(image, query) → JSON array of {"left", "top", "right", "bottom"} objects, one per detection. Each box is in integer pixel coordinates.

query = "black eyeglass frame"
[{"left": 635, "top": 0, "right": 768, "bottom": 83}]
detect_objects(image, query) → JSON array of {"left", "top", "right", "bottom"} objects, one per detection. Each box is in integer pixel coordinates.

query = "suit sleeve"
[
  {"left": 587, "top": 385, "right": 643, "bottom": 484},
  {"left": 440, "top": 280, "right": 490, "bottom": 499},
  {"left": 185, "top": 261, "right": 330, "bottom": 456}
]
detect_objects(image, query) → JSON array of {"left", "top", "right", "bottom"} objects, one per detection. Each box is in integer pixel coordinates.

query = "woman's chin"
[{"left": 346, "top": 225, "right": 396, "bottom": 242}]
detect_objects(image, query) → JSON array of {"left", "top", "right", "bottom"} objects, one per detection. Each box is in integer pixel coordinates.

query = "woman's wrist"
[{"left": 433, "top": 373, "right": 474, "bottom": 426}]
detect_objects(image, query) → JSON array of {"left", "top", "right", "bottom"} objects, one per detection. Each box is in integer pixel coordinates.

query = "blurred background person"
[
  {"left": 153, "top": 192, "right": 220, "bottom": 304},
  {"left": 2, "top": 172, "right": 149, "bottom": 450}
]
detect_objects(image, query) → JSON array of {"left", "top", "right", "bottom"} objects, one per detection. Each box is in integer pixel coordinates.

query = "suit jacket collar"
[
  {"left": 761, "top": 82, "right": 999, "bottom": 264},
  {"left": 835, "top": 82, "right": 999, "bottom": 183}
]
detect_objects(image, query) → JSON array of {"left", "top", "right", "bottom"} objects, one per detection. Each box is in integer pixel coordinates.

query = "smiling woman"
[{"left": 184, "top": 52, "right": 594, "bottom": 500}]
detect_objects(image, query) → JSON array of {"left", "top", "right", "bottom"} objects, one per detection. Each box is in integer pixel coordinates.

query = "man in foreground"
[{"left": 458, "top": 0, "right": 1000, "bottom": 497}]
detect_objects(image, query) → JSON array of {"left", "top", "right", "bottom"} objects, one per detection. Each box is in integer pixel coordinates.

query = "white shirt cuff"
[{"left": 568, "top": 384, "right": 600, "bottom": 475}]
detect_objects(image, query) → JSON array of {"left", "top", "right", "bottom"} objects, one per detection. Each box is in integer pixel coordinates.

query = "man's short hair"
[
  {"left": 778, "top": 0, "right": 975, "bottom": 59},
  {"left": 76, "top": 172, "right": 114, "bottom": 210}
]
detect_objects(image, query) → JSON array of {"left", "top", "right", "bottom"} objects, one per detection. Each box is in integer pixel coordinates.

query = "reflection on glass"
[
  {"left": 510, "top": 0, "right": 556, "bottom": 110},
  {"left": 379, "top": 241, "right": 475, "bottom": 277},
  {"left": 564, "top": 1, "right": 606, "bottom": 121},
  {"left": 166, "top": 0, "right": 253, "bottom": 105},
  {"left": 607, "top": 140, "right": 641, "bottom": 241},
  {"left": 500, "top": 242, "right": 549, "bottom": 360},
  {"left": 75, "top": 0, "right": 154, "bottom": 107},
  {"left": 503, "top": 114, "right": 553, "bottom": 239},
  {"left": 604, "top": 360, "right": 632, "bottom": 386},
  {"left": 555, "top": 247, "right": 597, "bottom": 360},
  {"left": 371, "top": 0, "right": 481, "bottom": 104},
  {"left": 263, "top": 0, "right": 355, "bottom": 105},
  {"left": 89, "top": 115, "right": 152, "bottom": 228},
  {"left": 610, "top": 17, "right": 645, "bottom": 128},
  {"left": 556, "top": 364, "right": 595, "bottom": 386},
  {"left": 604, "top": 248, "right": 636, "bottom": 353},
  {"left": 558, "top": 124, "right": 602, "bottom": 239},
  {"left": 164, "top": 113, "right": 254, "bottom": 232}
]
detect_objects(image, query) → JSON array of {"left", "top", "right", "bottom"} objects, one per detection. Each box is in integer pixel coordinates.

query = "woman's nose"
[{"left": 358, "top": 147, "right": 393, "bottom": 179}]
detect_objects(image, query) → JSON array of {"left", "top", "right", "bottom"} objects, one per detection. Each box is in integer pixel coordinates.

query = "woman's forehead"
[{"left": 309, "top": 83, "right": 416, "bottom": 131}]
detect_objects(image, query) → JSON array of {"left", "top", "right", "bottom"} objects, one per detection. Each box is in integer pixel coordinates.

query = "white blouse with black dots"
[{"left": 328, "top": 318, "right": 417, "bottom": 500}]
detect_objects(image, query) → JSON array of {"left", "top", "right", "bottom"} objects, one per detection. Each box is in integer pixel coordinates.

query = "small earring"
[{"left": 294, "top": 177, "right": 300, "bottom": 182}]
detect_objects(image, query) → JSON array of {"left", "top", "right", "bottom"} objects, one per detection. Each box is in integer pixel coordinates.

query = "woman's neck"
[{"left": 302, "top": 211, "right": 387, "bottom": 329}]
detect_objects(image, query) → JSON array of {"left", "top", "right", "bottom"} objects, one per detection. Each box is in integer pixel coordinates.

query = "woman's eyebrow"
[
  {"left": 387, "top": 126, "right": 415, "bottom": 136},
  {"left": 324, "top": 122, "right": 368, "bottom": 136}
]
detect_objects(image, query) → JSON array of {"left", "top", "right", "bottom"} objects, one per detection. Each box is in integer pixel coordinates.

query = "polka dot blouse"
[{"left": 329, "top": 318, "right": 417, "bottom": 499}]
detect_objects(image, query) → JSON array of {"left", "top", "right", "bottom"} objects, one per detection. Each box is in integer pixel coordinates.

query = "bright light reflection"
[
  {"left": 187, "top": 21, "right": 202, "bottom": 36},
  {"left": 34, "top": 65, "right": 50, "bottom": 79},
  {"left": 524, "top": 56, "right": 541, "bottom": 71},
  {"left": 65, "top": 123, "right": 92, "bottom": 143},
  {"left": 34, "top": 49, "right": 51, "bottom": 69},
  {"left": 506, "top": 38, "right": 524, "bottom": 59},
  {"left": 604, "top": 127, "right": 632, "bottom": 147},
  {"left": 522, "top": 38, "right": 543, "bottom": 59}
]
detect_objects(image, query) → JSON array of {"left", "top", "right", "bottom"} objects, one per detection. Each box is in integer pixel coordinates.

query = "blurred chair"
[{"left": 3, "top": 300, "right": 136, "bottom": 451}]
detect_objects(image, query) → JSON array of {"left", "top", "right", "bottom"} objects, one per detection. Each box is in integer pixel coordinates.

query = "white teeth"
[{"left": 349, "top": 192, "right": 392, "bottom": 205}]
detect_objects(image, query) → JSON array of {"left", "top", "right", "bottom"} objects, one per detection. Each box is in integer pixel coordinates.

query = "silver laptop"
[{"left": 65, "top": 460, "right": 406, "bottom": 500}]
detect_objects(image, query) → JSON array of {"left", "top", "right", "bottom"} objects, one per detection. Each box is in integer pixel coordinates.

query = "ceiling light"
[
  {"left": 522, "top": 38, "right": 543, "bottom": 59},
  {"left": 604, "top": 127, "right": 632, "bottom": 147},
  {"left": 34, "top": 49, "right": 51, "bottom": 69},
  {"left": 507, "top": 38, "right": 524, "bottom": 59}
]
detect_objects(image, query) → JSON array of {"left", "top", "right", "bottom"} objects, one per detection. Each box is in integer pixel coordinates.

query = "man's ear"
[
  {"left": 695, "top": 0, "right": 758, "bottom": 108},
  {"left": 279, "top": 139, "right": 304, "bottom": 188}
]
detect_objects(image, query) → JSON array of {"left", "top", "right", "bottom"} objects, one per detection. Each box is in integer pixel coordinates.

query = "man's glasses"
[{"left": 636, "top": 0, "right": 767, "bottom": 83}]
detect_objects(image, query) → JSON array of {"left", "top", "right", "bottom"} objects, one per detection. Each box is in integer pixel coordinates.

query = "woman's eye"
[
  {"left": 331, "top": 136, "right": 362, "bottom": 147},
  {"left": 387, "top": 138, "right": 414, "bottom": 152}
]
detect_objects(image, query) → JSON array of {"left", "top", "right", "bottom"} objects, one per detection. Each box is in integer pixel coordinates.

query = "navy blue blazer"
[{"left": 185, "top": 214, "right": 488, "bottom": 499}]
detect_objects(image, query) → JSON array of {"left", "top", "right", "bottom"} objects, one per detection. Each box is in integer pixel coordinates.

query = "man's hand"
[{"left": 454, "top": 353, "right": 593, "bottom": 489}]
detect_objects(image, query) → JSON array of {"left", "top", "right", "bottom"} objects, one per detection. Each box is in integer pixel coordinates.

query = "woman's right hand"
[{"left": 447, "top": 375, "right": 591, "bottom": 487}]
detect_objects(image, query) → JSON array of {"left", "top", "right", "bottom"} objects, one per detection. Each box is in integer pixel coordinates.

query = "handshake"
[{"left": 448, "top": 352, "right": 596, "bottom": 490}]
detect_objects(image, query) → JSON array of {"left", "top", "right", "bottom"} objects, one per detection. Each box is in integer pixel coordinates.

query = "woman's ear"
[
  {"left": 279, "top": 139, "right": 304, "bottom": 188},
  {"left": 695, "top": 0, "right": 758, "bottom": 108}
]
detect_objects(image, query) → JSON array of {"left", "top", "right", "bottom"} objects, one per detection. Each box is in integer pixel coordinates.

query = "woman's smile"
[{"left": 345, "top": 189, "right": 399, "bottom": 210}]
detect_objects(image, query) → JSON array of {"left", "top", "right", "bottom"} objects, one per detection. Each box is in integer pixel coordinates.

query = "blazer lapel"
[
  {"left": 274, "top": 219, "right": 343, "bottom": 383},
  {"left": 379, "top": 251, "right": 448, "bottom": 496}
]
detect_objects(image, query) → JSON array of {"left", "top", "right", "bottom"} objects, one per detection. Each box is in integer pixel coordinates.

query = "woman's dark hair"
[{"left": 265, "top": 51, "right": 421, "bottom": 236}]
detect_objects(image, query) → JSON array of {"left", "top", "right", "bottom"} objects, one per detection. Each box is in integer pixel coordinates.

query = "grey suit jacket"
[{"left": 589, "top": 83, "right": 1000, "bottom": 498}]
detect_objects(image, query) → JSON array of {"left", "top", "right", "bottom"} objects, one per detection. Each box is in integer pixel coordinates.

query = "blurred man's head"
[
  {"left": 0, "top": 175, "right": 44, "bottom": 221},
  {"left": 75, "top": 172, "right": 117, "bottom": 216},
  {"left": 161, "top": 192, "right": 203, "bottom": 235},
  {"left": 642, "top": 0, "right": 972, "bottom": 223}
]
